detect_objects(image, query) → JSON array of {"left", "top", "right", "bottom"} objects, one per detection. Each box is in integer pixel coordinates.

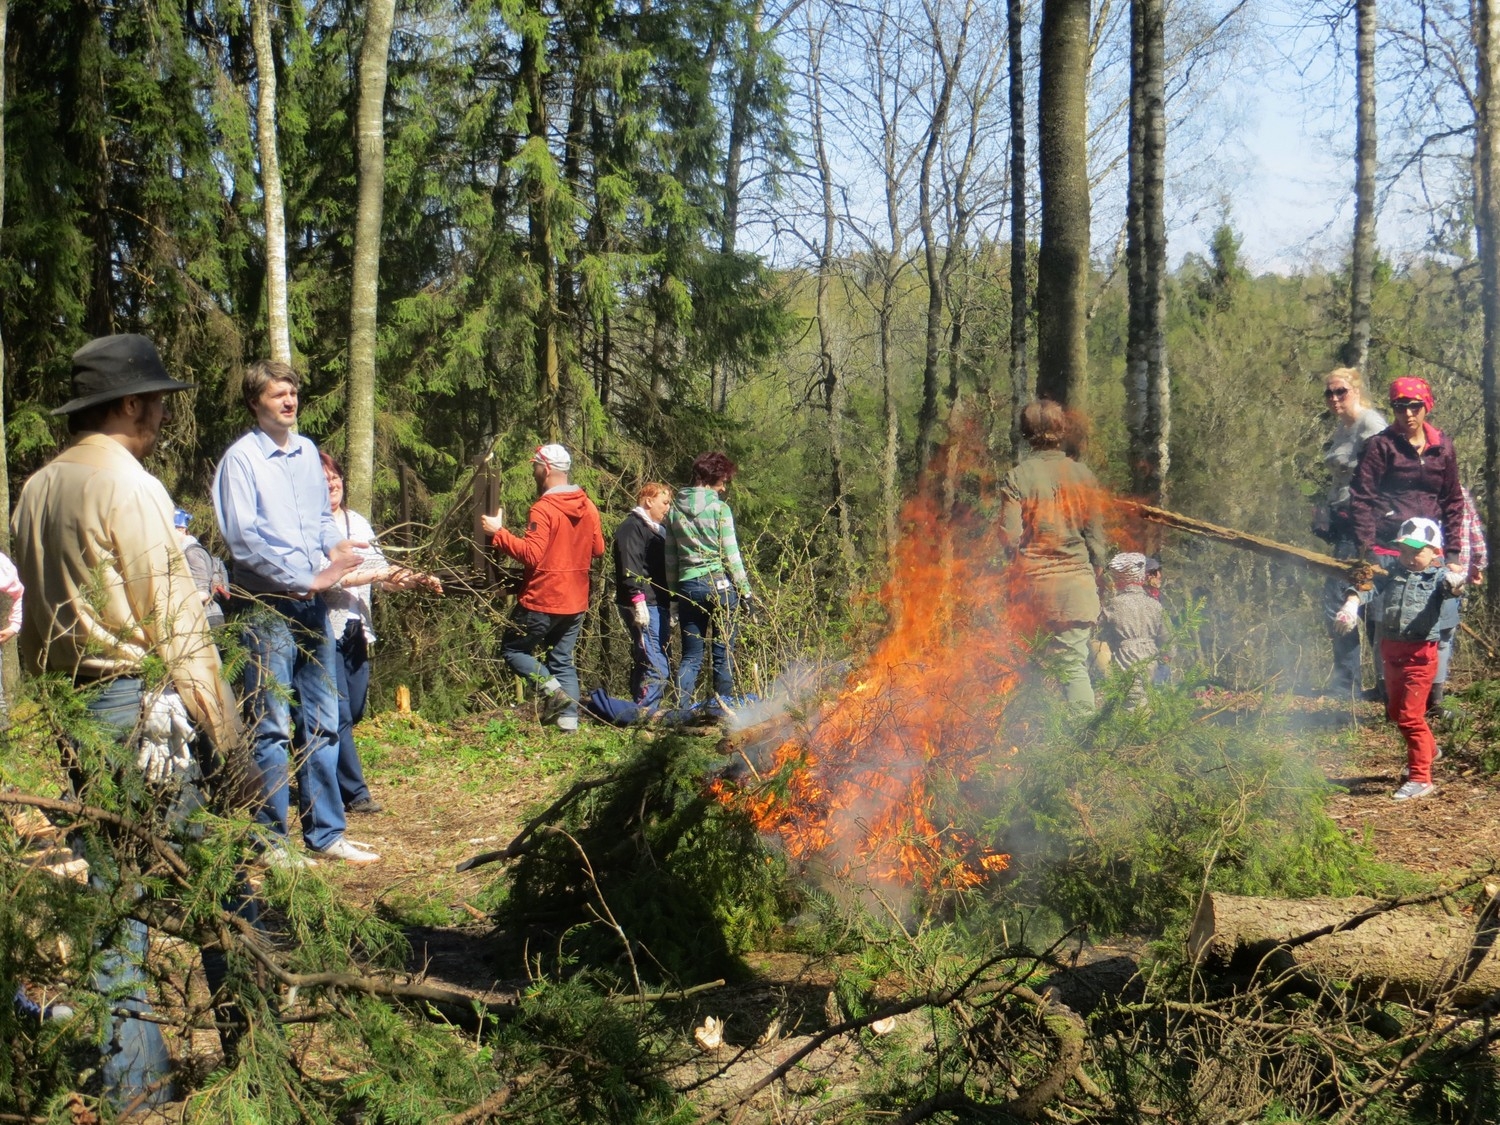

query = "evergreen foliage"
[
  {"left": 497, "top": 732, "right": 797, "bottom": 985},
  {"left": 987, "top": 674, "right": 1409, "bottom": 933}
]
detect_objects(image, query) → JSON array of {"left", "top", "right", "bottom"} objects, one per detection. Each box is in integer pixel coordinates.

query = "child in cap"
[
  {"left": 1099, "top": 551, "right": 1169, "bottom": 708},
  {"left": 1143, "top": 557, "right": 1163, "bottom": 601},
  {"left": 1334, "top": 516, "right": 1464, "bottom": 800}
]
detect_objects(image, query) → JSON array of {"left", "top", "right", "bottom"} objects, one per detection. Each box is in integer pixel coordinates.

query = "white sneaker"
[
  {"left": 313, "top": 835, "right": 381, "bottom": 864},
  {"left": 556, "top": 715, "right": 579, "bottom": 732},
  {"left": 1392, "top": 780, "right": 1436, "bottom": 802},
  {"left": 259, "top": 842, "right": 317, "bottom": 870}
]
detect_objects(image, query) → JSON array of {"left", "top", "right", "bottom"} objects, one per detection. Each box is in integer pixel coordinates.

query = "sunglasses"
[
  {"left": 1391, "top": 399, "right": 1426, "bottom": 413},
  {"left": 1324, "top": 387, "right": 1349, "bottom": 400}
]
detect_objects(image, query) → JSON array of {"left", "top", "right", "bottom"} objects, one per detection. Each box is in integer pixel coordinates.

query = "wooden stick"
[{"left": 1118, "top": 501, "right": 1380, "bottom": 577}]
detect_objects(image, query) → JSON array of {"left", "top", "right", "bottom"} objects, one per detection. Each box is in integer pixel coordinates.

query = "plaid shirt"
[{"left": 1457, "top": 486, "right": 1489, "bottom": 580}]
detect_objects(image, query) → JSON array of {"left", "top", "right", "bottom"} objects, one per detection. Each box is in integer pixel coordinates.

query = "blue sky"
[{"left": 1182, "top": 2, "right": 1468, "bottom": 274}]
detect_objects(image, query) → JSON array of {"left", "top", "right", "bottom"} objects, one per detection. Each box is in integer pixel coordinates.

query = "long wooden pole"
[{"left": 1119, "top": 501, "right": 1367, "bottom": 577}]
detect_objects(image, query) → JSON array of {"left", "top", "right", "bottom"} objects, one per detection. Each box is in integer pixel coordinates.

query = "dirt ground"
[{"left": 1308, "top": 695, "right": 1500, "bottom": 875}]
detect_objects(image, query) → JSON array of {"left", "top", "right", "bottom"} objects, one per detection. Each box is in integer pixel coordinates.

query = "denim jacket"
[{"left": 1350, "top": 565, "right": 1461, "bottom": 643}]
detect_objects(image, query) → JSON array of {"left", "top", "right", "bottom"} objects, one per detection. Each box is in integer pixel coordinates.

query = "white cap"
[
  {"left": 1395, "top": 516, "right": 1443, "bottom": 551},
  {"left": 1108, "top": 551, "right": 1148, "bottom": 583},
  {"left": 532, "top": 443, "right": 572, "bottom": 472}
]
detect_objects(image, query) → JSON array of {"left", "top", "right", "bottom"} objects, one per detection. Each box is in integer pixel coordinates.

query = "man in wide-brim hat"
[{"left": 10, "top": 333, "right": 251, "bottom": 1110}]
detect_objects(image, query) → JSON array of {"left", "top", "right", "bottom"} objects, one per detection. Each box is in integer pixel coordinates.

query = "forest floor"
[{"left": 26, "top": 681, "right": 1500, "bottom": 1121}]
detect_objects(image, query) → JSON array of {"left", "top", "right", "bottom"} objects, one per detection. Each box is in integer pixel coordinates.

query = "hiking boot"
[
  {"left": 346, "top": 797, "right": 384, "bottom": 815},
  {"left": 1400, "top": 748, "right": 1443, "bottom": 781},
  {"left": 1392, "top": 780, "right": 1436, "bottom": 802}
]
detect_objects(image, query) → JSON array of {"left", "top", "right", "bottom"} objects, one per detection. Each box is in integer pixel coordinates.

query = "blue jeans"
[
  {"left": 82, "top": 679, "right": 259, "bottom": 1106},
  {"left": 82, "top": 679, "right": 174, "bottom": 1110},
  {"left": 617, "top": 603, "right": 670, "bottom": 712},
  {"left": 676, "top": 578, "right": 738, "bottom": 704},
  {"left": 1436, "top": 625, "right": 1456, "bottom": 686},
  {"left": 1323, "top": 536, "right": 1364, "bottom": 695},
  {"left": 333, "top": 621, "right": 372, "bottom": 807},
  {"left": 501, "top": 608, "right": 583, "bottom": 719},
  {"left": 241, "top": 597, "right": 346, "bottom": 851}
]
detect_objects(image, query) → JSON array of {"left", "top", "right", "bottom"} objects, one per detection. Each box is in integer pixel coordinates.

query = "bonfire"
[{"left": 710, "top": 422, "right": 1124, "bottom": 895}]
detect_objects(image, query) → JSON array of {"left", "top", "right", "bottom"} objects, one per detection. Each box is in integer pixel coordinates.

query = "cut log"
[{"left": 1189, "top": 891, "right": 1500, "bottom": 1007}]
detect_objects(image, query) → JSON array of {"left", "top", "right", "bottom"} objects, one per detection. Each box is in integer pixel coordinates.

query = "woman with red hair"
[
  {"left": 666, "top": 451, "right": 753, "bottom": 704},
  {"left": 1000, "top": 400, "right": 1108, "bottom": 709}
]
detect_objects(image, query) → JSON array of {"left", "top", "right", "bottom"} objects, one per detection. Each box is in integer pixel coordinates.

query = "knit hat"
[
  {"left": 1109, "top": 551, "right": 1149, "bottom": 584},
  {"left": 53, "top": 334, "right": 193, "bottom": 416},
  {"left": 532, "top": 443, "right": 572, "bottom": 472},
  {"left": 1388, "top": 376, "right": 1435, "bottom": 412},
  {"left": 1394, "top": 516, "right": 1443, "bottom": 551},
  {"left": 172, "top": 508, "right": 192, "bottom": 529}
]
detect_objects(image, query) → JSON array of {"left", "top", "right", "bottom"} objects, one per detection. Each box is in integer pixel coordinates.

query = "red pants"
[{"left": 1382, "top": 639, "right": 1439, "bottom": 783}]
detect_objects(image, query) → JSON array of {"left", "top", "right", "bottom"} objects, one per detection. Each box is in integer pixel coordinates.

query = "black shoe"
[
  {"left": 346, "top": 797, "right": 384, "bottom": 815},
  {"left": 1361, "top": 687, "right": 1387, "bottom": 703}
]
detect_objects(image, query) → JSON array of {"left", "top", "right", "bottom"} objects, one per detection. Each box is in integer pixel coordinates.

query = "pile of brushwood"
[{"left": 6, "top": 666, "right": 1500, "bottom": 1122}]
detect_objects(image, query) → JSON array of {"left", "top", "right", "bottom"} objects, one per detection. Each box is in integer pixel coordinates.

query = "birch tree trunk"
[
  {"left": 915, "top": 0, "right": 969, "bottom": 470},
  {"left": 1125, "top": 0, "right": 1169, "bottom": 502},
  {"left": 251, "top": 0, "right": 291, "bottom": 366},
  {"left": 521, "top": 15, "right": 562, "bottom": 439},
  {"left": 346, "top": 0, "right": 396, "bottom": 513},
  {"left": 807, "top": 20, "right": 855, "bottom": 591},
  {"left": 1036, "top": 0, "right": 1091, "bottom": 406},
  {"left": 1008, "top": 0, "right": 1030, "bottom": 456},
  {"left": 1478, "top": 0, "right": 1500, "bottom": 592},
  {"left": 1345, "top": 0, "right": 1376, "bottom": 370}
]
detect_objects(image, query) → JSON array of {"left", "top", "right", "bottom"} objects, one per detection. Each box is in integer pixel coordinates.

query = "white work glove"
[
  {"left": 137, "top": 688, "right": 195, "bottom": 785},
  {"left": 632, "top": 599, "right": 650, "bottom": 629},
  {"left": 1332, "top": 595, "right": 1361, "bottom": 636},
  {"left": 1444, "top": 565, "right": 1467, "bottom": 591}
]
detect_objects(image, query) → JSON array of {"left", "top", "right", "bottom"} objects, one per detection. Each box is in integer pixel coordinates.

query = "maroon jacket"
[{"left": 1348, "top": 421, "right": 1463, "bottom": 560}]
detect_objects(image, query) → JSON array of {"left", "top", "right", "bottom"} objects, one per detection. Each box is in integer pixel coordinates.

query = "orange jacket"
[{"left": 492, "top": 486, "right": 605, "bottom": 615}]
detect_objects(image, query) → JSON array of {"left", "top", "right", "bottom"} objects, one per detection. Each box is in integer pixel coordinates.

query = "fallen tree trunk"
[{"left": 1190, "top": 890, "right": 1500, "bottom": 1007}]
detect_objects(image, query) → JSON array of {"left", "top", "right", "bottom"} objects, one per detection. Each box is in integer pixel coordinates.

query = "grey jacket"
[
  {"left": 1325, "top": 407, "right": 1387, "bottom": 507},
  {"left": 1099, "top": 586, "right": 1169, "bottom": 666}
]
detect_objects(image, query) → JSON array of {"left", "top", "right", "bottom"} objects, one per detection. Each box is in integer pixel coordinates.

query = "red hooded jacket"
[{"left": 492, "top": 486, "right": 605, "bottom": 614}]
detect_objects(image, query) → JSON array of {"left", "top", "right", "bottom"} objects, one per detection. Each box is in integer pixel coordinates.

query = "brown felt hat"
[{"left": 52, "top": 334, "right": 193, "bottom": 415}]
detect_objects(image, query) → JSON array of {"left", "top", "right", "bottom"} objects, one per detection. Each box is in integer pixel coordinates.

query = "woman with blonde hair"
[
  {"left": 1317, "top": 366, "right": 1386, "bottom": 696},
  {"left": 613, "top": 481, "right": 673, "bottom": 712}
]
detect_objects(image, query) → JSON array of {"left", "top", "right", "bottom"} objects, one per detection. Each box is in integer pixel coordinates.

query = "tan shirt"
[
  {"left": 11, "top": 433, "right": 241, "bottom": 750},
  {"left": 1000, "top": 450, "right": 1107, "bottom": 625}
]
